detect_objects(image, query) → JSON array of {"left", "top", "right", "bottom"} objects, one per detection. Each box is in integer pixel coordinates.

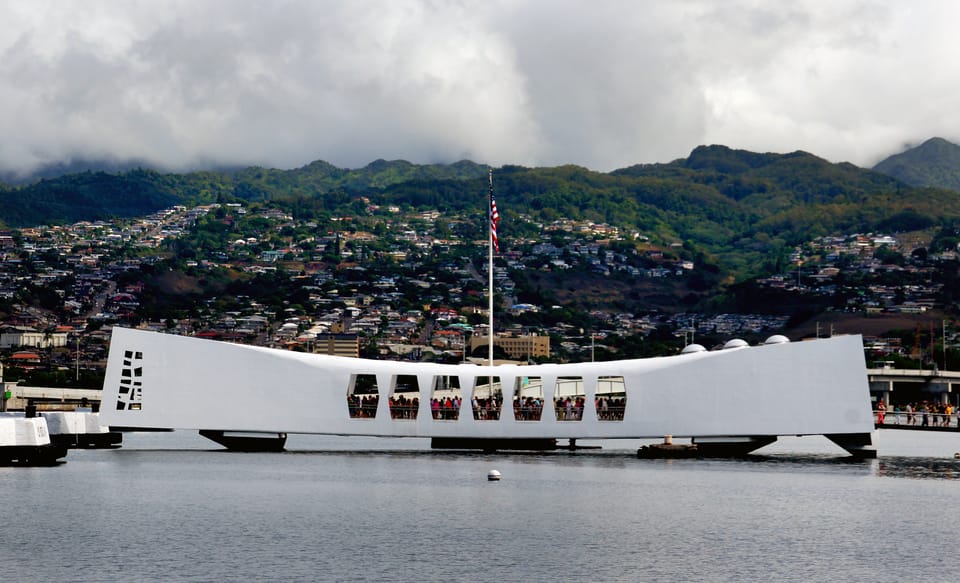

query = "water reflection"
[
  {"left": 278, "top": 448, "right": 960, "bottom": 480},
  {"left": 119, "top": 431, "right": 960, "bottom": 480},
  {"left": 876, "top": 458, "right": 960, "bottom": 480},
  {"left": 711, "top": 454, "right": 960, "bottom": 480}
]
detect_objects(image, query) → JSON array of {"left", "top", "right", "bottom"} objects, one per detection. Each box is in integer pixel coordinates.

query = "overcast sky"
[{"left": 2, "top": 0, "right": 958, "bottom": 176}]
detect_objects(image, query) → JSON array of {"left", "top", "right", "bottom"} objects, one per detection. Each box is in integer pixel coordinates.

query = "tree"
[{"left": 874, "top": 245, "right": 904, "bottom": 266}]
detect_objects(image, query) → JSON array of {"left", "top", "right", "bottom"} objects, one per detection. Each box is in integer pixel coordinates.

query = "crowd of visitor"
[
  {"left": 552, "top": 396, "right": 627, "bottom": 421},
  {"left": 431, "top": 396, "right": 461, "bottom": 420},
  {"left": 555, "top": 396, "right": 586, "bottom": 421},
  {"left": 878, "top": 401, "right": 958, "bottom": 427},
  {"left": 596, "top": 396, "right": 626, "bottom": 421},
  {"left": 472, "top": 395, "right": 502, "bottom": 420},
  {"left": 348, "top": 392, "right": 627, "bottom": 422},
  {"left": 514, "top": 396, "right": 544, "bottom": 421},
  {"left": 389, "top": 394, "right": 419, "bottom": 419},
  {"left": 347, "top": 394, "right": 379, "bottom": 418}
]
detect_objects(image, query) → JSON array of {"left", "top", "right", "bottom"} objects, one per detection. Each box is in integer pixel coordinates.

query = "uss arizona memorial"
[{"left": 99, "top": 327, "right": 876, "bottom": 457}]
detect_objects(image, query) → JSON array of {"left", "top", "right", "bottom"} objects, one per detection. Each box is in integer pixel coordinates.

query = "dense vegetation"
[{"left": 4, "top": 143, "right": 960, "bottom": 282}]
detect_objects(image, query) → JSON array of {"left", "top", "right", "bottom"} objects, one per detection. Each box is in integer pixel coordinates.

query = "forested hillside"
[
  {"left": 873, "top": 137, "right": 960, "bottom": 192},
  {"left": 4, "top": 145, "right": 960, "bottom": 280},
  {"left": 0, "top": 159, "right": 490, "bottom": 226}
]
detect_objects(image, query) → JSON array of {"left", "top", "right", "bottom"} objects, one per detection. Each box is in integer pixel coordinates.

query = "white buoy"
[{"left": 487, "top": 469, "right": 501, "bottom": 481}]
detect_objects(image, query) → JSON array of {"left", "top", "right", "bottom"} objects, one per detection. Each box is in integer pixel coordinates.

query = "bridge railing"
[{"left": 867, "top": 368, "right": 960, "bottom": 379}]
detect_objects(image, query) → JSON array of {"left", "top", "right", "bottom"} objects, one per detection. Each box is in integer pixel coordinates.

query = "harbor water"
[{"left": 3, "top": 430, "right": 960, "bottom": 582}]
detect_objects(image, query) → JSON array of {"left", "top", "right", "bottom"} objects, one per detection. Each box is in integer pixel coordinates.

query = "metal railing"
[{"left": 876, "top": 411, "right": 959, "bottom": 428}]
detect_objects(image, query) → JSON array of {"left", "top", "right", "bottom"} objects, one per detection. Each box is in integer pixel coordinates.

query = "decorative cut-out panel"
[{"left": 116, "top": 349, "right": 144, "bottom": 411}]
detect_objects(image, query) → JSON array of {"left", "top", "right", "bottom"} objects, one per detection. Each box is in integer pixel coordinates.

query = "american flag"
[{"left": 489, "top": 170, "right": 500, "bottom": 252}]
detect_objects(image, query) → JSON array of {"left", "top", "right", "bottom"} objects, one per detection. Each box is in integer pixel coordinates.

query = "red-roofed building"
[{"left": 9, "top": 351, "right": 42, "bottom": 369}]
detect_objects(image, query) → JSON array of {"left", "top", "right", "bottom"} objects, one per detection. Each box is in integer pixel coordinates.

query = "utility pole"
[
  {"left": 944, "top": 320, "right": 948, "bottom": 372},
  {"left": 915, "top": 323, "right": 922, "bottom": 370}
]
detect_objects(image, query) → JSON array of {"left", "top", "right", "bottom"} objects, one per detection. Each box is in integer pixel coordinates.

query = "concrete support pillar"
[
  {"left": 826, "top": 433, "right": 877, "bottom": 459},
  {"left": 880, "top": 380, "right": 892, "bottom": 406}
]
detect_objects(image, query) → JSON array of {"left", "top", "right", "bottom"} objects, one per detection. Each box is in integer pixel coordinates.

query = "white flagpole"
[{"left": 488, "top": 169, "right": 495, "bottom": 366}]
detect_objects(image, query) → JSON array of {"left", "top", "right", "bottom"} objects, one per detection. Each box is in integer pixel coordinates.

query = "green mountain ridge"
[
  {"left": 873, "top": 137, "right": 960, "bottom": 191},
  {"left": 0, "top": 159, "right": 491, "bottom": 225},
  {"left": 3, "top": 144, "right": 960, "bottom": 283}
]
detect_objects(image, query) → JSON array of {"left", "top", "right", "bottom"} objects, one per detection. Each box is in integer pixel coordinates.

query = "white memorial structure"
[{"left": 99, "top": 327, "right": 876, "bottom": 457}]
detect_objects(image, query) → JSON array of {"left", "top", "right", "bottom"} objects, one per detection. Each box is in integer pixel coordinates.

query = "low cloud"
[{"left": 1, "top": 0, "right": 958, "bottom": 176}]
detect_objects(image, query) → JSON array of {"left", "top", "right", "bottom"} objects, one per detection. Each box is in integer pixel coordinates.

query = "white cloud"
[{"left": 1, "top": 0, "right": 959, "bottom": 175}]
